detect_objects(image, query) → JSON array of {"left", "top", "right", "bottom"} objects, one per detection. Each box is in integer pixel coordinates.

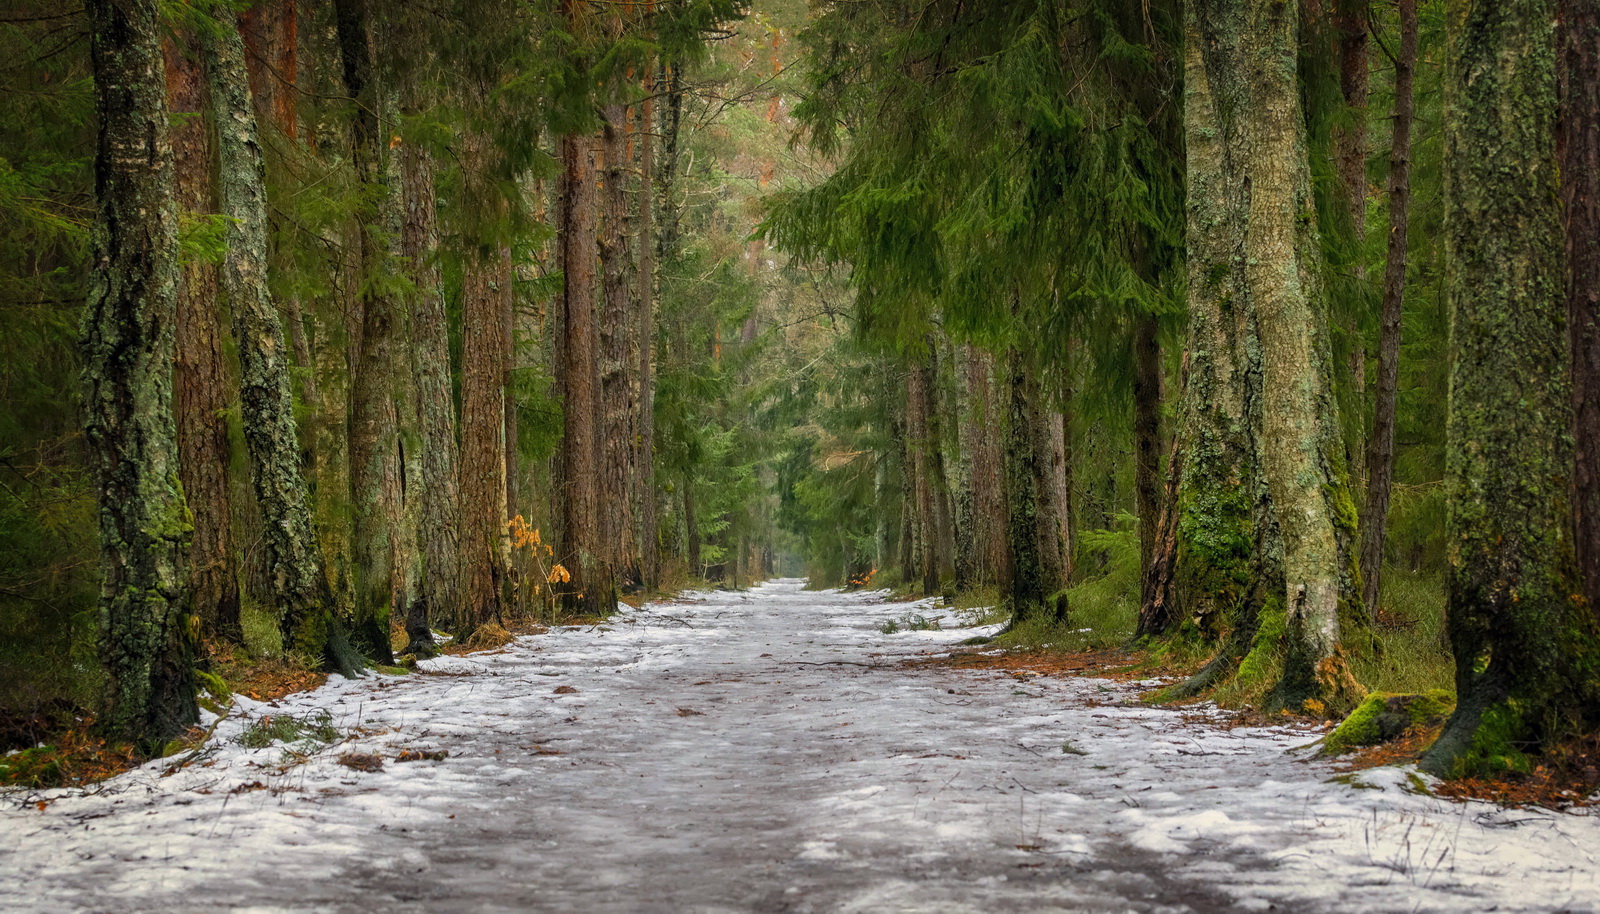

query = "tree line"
[
  {"left": 765, "top": 0, "right": 1600, "bottom": 780},
  {"left": 2, "top": 0, "right": 795, "bottom": 752}
]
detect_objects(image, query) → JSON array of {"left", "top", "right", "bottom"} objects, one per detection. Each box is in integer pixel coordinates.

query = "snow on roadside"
[{"left": 0, "top": 580, "right": 1595, "bottom": 913}]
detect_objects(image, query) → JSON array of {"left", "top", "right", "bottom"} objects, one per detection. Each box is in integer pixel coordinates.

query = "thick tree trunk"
[
  {"left": 84, "top": 0, "right": 198, "bottom": 746},
  {"left": 459, "top": 131, "right": 511, "bottom": 631},
  {"left": 1238, "top": 0, "right": 1363, "bottom": 711},
  {"left": 1180, "top": 0, "right": 1364, "bottom": 714},
  {"left": 1562, "top": 0, "right": 1600, "bottom": 616},
  {"left": 399, "top": 121, "right": 458, "bottom": 654},
  {"left": 1132, "top": 314, "right": 1164, "bottom": 583},
  {"left": 558, "top": 129, "right": 615, "bottom": 616},
  {"left": 335, "top": 0, "right": 399, "bottom": 664},
  {"left": 1359, "top": 0, "right": 1417, "bottom": 619},
  {"left": 240, "top": 0, "right": 297, "bottom": 140},
  {"left": 1003, "top": 350, "right": 1068, "bottom": 627},
  {"left": 1423, "top": 0, "right": 1600, "bottom": 778},
  {"left": 683, "top": 470, "right": 700, "bottom": 578},
  {"left": 204, "top": 12, "right": 352, "bottom": 674},
  {"left": 167, "top": 36, "right": 241, "bottom": 644},
  {"left": 600, "top": 100, "right": 639, "bottom": 589},
  {"left": 1171, "top": 4, "right": 1265, "bottom": 644}
]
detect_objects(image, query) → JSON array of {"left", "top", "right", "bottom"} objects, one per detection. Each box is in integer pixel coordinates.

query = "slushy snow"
[{"left": 2, "top": 580, "right": 1596, "bottom": 912}]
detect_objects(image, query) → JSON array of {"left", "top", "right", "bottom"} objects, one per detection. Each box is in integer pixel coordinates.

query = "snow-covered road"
[{"left": 4, "top": 579, "right": 1598, "bottom": 912}]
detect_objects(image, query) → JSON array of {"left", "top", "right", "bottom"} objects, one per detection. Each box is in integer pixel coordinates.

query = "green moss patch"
[{"left": 1322, "top": 689, "right": 1454, "bottom": 756}]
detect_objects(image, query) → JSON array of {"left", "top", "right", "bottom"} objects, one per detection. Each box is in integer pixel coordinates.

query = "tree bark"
[
  {"left": 459, "top": 132, "right": 511, "bottom": 631},
  {"left": 1359, "top": 0, "right": 1417, "bottom": 619},
  {"left": 637, "top": 85, "right": 660, "bottom": 592},
  {"left": 600, "top": 100, "right": 639, "bottom": 589},
  {"left": 1235, "top": 0, "right": 1364, "bottom": 711},
  {"left": 84, "top": 0, "right": 198, "bottom": 746},
  {"left": 399, "top": 116, "right": 458, "bottom": 654},
  {"left": 906, "top": 361, "right": 937, "bottom": 594},
  {"left": 334, "top": 0, "right": 399, "bottom": 664},
  {"left": 558, "top": 127, "right": 615, "bottom": 615},
  {"left": 1003, "top": 349, "right": 1068, "bottom": 627},
  {"left": 1423, "top": 0, "right": 1600, "bottom": 778},
  {"left": 1132, "top": 314, "right": 1164, "bottom": 583},
  {"left": 167, "top": 35, "right": 242, "bottom": 644},
  {"left": 204, "top": 11, "right": 352, "bottom": 674},
  {"left": 1562, "top": 0, "right": 1600, "bottom": 617}
]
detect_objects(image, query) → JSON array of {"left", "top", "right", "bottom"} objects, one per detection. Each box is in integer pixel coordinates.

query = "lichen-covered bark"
[
  {"left": 600, "top": 100, "right": 639, "bottom": 589},
  {"left": 166, "top": 34, "right": 241, "bottom": 644},
  {"left": 1360, "top": 0, "right": 1417, "bottom": 618},
  {"left": 1171, "top": 4, "right": 1266, "bottom": 643},
  {"left": 1236, "top": 0, "right": 1364, "bottom": 711},
  {"left": 203, "top": 12, "right": 351, "bottom": 673},
  {"left": 83, "top": 0, "right": 197, "bottom": 745},
  {"left": 1562, "top": 0, "right": 1600, "bottom": 616},
  {"left": 1422, "top": 0, "right": 1600, "bottom": 777},
  {"left": 1173, "top": 0, "right": 1364, "bottom": 714},
  {"left": 399, "top": 120, "right": 457, "bottom": 654},
  {"left": 334, "top": 0, "right": 398, "bottom": 664},
  {"left": 558, "top": 125, "right": 616, "bottom": 615},
  {"left": 1002, "top": 349, "right": 1067, "bottom": 626}
]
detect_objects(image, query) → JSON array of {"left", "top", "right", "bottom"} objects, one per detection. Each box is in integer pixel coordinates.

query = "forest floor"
[{"left": 3, "top": 580, "right": 1598, "bottom": 913}]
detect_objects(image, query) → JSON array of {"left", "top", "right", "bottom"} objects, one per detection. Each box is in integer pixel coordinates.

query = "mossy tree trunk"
[
  {"left": 83, "top": 0, "right": 197, "bottom": 746},
  {"left": 1002, "top": 348, "right": 1067, "bottom": 627},
  {"left": 335, "top": 0, "right": 399, "bottom": 664},
  {"left": 1562, "top": 0, "right": 1600, "bottom": 616},
  {"left": 166, "top": 33, "right": 241, "bottom": 644},
  {"left": 203, "top": 10, "right": 351, "bottom": 674},
  {"left": 1421, "top": 0, "right": 1600, "bottom": 778},
  {"left": 1237, "top": 0, "right": 1364, "bottom": 712},
  {"left": 1175, "top": 0, "right": 1365, "bottom": 714}
]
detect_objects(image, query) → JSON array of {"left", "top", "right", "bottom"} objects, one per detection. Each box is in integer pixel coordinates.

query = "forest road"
[{"left": 4, "top": 579, "right": 1599, "bottom": 913}]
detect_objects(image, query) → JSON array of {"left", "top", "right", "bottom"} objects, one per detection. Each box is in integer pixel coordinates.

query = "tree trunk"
[
  {"left": 167, "top": 34, "right": 241, "bottom": 644},
  {"left": 600, "top": 100, "right": 639, "bottom": 590},
  {"left": 1359, "top": 0, "right": 1417, "bottom": 619},
  {"left": 1003, "top": 350, "right": 1068, "bottom": 627},
  {"left": 1334, "top": 0, "right": 1370, "bottom": 485},
  {"left": 1423, "top": 0, "right": 1600, "bottom": 778},
  {"left": 637, "top": 86, "right": 660, "bottom": 592},
  {"left": 84, "top": 0, "right": 198, "bottom": 746},
  {"left": 906, "top": 361, "right": 937, "bottom": 594},
  {"left": 1171, "top": 2, "right": 1266, "bottom": 645},
  {"left": 1044, "top": 407, "right": 1073, "bottom": 583},
  {"left": 1562, "top": 0, "right": 1600, "bottom": 617},
  {"left": 240, "top": 0, "right": 297, "bottom": 140},
  {"left": 1132, "top": 314, "right": 1164, "bottom": 583},
  {"left": 558, "top": 128, "right": 615, "bottom": 616},
  {"left": 459, "top": 133, "right": 511, "bottom": 631},
  {"left": 1237, "top": 0, "right": 1363, "bottom": 712},
  {"left": 399, "top": 116, "right": 458, "bottom": 655},
  {"left": 204, "top": 11, "right": 353, "bottom": 674},
  {"left": 334, "top": 0, "right": 399, "bottom": 664},
  {"left": 683, "top": 469, "right": 700, "bottom": 578}
]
